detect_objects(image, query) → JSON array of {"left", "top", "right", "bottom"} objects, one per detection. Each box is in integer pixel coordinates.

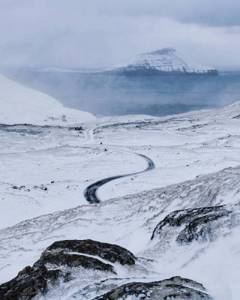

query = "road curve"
[{"left": 84, "top": 153, "right": 155, "bottom": 204}]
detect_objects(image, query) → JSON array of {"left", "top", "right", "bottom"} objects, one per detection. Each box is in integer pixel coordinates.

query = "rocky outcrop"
[
  {"left": 151, "top": 205, "right": 232, "bottom": 243},
  {"left": 0, "top": 265, "right": 62, "bottom": 300},
  {"left": 94, "top": 276, "right": 213, "bottom": 300},
  {"left": 44, "top": 239, "right": 136, "bottom": 265},
  {"left": 36, "top": 250, "right": 115, "bottom": 273},
  {"left": 0, "top": 239, "right": 136, "bottom": 300}
]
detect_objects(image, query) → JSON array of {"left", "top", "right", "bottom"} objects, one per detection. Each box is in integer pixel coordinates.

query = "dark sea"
[{"left": 5, "top": 69, "right": 240, "bottom": 116}]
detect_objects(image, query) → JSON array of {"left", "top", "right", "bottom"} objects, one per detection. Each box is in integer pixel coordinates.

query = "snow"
[
  {"left": 1, "top": 74, "right": 240, "bottom": 299},
  {"left": 117, "top": 48, "right": 217, "bottom": 74},
  {"left": 0, "top": 74, "right": 95, "bottom": 125}
]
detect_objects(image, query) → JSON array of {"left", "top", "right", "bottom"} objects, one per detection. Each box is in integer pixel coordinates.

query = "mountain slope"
[
  {"left": 0, "top": 74, "right": 95, "bottom": 125},
  {"left": 1, "top": 77, "right": 240, "bottom": 299}
]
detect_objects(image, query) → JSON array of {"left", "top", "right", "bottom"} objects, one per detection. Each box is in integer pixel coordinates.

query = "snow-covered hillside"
[
  {"left": 1, "top": 76, "right": 240, "bottom": 299},
  {"left": 0, "top": 74, "right": 95, "bottom": 125},
  {"left": 113, "top": 48, "right": 217, "bottom": 75}
]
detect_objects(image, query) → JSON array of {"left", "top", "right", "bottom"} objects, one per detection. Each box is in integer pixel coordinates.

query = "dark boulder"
[
  {"left": 151, "top": 205, "right": 231, "bottom": 243},
  {"left": 45, "top": 239, "right": 136, "bottom": 265},
  {"left": 68, "top": 126, "right": 83, "bottom": 132},
  {"left": 93, "top": 276, "right": 213, "bottom": 300},
  {"left": 0, "top": 265, "right": 61, "bottom": 300},
  {"left": 0, "top": 239, "right": 136, "bottom": 300},
  {"left": 35, "top": 250, "right": 115, "bottom": 273}
]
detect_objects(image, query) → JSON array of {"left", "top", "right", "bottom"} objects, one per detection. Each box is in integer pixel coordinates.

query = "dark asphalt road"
[{"left": 84, "top": 153, "right": 155, "bottom": 204}]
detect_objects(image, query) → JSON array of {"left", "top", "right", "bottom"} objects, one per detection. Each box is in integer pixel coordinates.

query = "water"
[{"left": 5, "top": 69, "right": 240, "bottom": 116}]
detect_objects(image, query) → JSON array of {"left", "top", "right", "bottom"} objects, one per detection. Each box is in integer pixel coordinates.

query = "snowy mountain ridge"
[{"left": 112, "top": 48, "right": 218, "bottom": 75}]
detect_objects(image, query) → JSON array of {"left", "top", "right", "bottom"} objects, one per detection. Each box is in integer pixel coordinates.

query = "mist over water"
[{"left": 5, "top": 69, "right": 240, "bottom": 116}]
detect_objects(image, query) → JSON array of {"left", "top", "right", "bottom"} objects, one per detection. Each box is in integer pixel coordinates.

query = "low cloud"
[{"left": 0, "top": 1, "right": 240, "bottom": 68}]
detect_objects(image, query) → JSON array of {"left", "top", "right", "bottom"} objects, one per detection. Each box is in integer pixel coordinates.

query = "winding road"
[
  {"left": 3, "top": 123, "right": 155, "bottom": 205},
  {"left": 84, "top": 153, "right": 155, "bottom": 204}
]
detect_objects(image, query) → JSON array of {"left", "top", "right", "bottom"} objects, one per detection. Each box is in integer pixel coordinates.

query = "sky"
[{"left": 0, "top": 0, "right": 240, "bottom": 68}]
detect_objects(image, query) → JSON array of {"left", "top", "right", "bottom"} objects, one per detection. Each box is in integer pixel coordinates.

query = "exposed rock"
[
  {"left": 45, "top": 239, "right": 136, "bottom": 265},
  {"left": 12, "top": 184, "right": 48, "bottom": 192},
  {"left": 93, "top": 276, "right": 213, "bottom": 300},
  {"left": 0, "top": 265, "right": 61, "bottom": 300},
  {"left": 69, "top": 126, "right": 83, "bottom": 132},
  {"left": 0, "top": 240, "right": 136, "bottom": 300},
  {"left": 233, "top": 114, "right": 240, "bottom": 119},
  {"left": 151, "top": 205, "right": 232, "bottom": 243},
  {"left": 35, "top": 250, "right": 115, "bottom": 273}
]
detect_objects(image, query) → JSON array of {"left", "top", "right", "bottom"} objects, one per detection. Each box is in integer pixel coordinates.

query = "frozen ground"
[{"left": 0, "top": 74, "right": 240, "bottom": 299}]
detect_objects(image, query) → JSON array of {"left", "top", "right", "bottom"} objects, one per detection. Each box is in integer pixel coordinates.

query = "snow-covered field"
[{"left": 1, "top": 74, "right": 240, "bottom": 299}]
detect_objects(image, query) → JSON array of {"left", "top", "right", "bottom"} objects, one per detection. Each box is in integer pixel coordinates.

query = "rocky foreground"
[{"left": 0, "top": 239, "right": 213, "bottom": 300}]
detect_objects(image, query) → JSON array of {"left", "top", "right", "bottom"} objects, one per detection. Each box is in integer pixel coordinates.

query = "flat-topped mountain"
[{"left": 110, "top": 48, "right": 218, "bottom": 76}]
